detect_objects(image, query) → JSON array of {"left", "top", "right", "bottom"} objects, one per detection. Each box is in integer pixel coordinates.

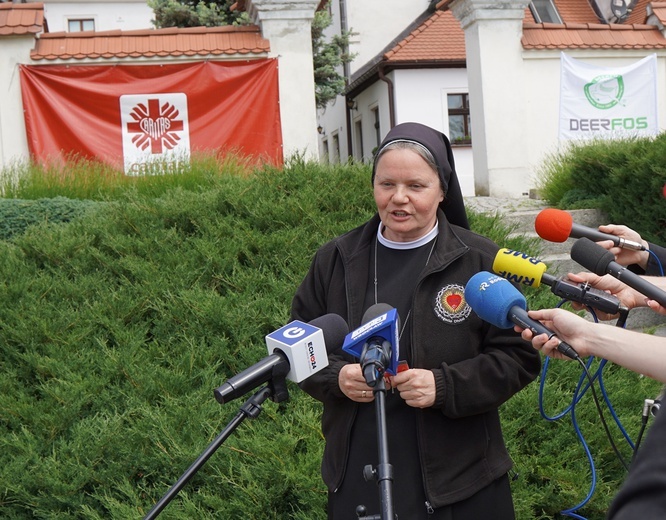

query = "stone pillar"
[
  {"left": 247, "top": 0, "right": 320, "bottom": 162},
  {"left": 448, "top": 0, "right": 531, "bottom": 197}
]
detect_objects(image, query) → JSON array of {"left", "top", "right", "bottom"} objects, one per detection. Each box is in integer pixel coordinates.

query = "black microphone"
[
  {"left": 342, "top": 303, "right": 400, "bottom": 387},
  {"left": 535, "top": 208, "right": 646, "bottom": 251},
  {"left": 214, "top": 313, "right": 349, "bottom": 404},
  {"left": 570, "top": 238, "right": 666, "bottom": 308},
  {"left": 360, "top": 304, "right": 394, "bottom": 387}
]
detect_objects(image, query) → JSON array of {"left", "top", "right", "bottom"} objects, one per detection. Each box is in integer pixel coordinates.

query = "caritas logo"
[{"left": 120, "top": 93, "right": 190, "bottom": 175}]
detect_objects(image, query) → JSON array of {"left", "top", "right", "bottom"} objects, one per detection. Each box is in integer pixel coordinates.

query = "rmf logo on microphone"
[{"left": 266, "top": 321, "right": 327, "bottom": 382}]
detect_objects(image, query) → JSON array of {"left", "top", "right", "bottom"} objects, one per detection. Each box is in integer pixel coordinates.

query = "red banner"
[{"left": 20, "top": 60, "right": 282, "bottom": 173}]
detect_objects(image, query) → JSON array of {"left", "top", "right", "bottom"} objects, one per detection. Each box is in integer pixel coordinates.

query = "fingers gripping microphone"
[
  {"left": 492, "top": 248, "right": 625, "bottom": 315},
  {"left": 535, "top": 208, "right": 646, "bottom": 251},
  {"left": 464, "top": 271, "right": 580, "bottom": 360},
  {"left": 342, "top": 303, "right": 399, "bottom": 387},
  {"left": 570, "top": 237, "right": 666, "bottom": 308},
  {"left": 214, "top": 314, "right": 349, "bottom": 404}
]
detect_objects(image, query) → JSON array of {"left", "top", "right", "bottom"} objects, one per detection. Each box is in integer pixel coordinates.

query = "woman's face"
[{"left": 373, "top": 148, "right": 444, "bottom": 242}]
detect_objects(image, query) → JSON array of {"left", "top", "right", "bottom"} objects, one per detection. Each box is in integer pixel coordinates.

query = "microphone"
[
  {"left": 492, "top": 248, "right": 625, "bottom": 315},
  {"left": 464, "top": 271, "right": 580, "bottom": 360},
  {"left": 535, "top": 208, "right": 646, "bottom": 251},
  {"left": 570, "top": 237, "right": 666, "bottom": 308},
  {"left": 214, "top": 313, "right": 349, "bottom": 404},
  {"left": 342, "top": 303, "right": 399, "bottom": 386}
]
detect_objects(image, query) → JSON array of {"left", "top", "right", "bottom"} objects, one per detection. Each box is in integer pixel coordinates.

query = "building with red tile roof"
[
  {"left": 3, "top": 0, "right": 666, "bottom": 197},
  {"left": 316, "top": 0, "right": 666, "bottom": 197},
  {"left": 0, "top": 0, "right": 321, "bottom": 172},
  {"left": 0, "top": 2, "right": 46, "bottom": 36}
]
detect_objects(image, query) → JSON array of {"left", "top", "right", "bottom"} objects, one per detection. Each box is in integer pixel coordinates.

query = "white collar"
[{"left": 376, "top": 221, "right": 439, "bottom": 250}]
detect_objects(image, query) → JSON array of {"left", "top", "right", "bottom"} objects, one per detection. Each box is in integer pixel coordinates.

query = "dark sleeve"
[
  {"left": 290, "top": 245, "right": 354, "bottom": 403},
  {"left": 434, "top": 323, "right": 541, "bottom": 418},
  {"left": 644, "top": 242, "right": 666, "bottom": 276},
  {"left": 607, "top": 408, "right": 666, "bottom": 519}
]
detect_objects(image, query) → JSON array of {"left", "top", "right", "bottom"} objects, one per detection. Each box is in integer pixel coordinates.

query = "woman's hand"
[
  {"left": 338, "top": 363, "right": 374, "bottom": 402},
  {"left": 391, "top": 369, "right": 436, "bottom": 408}
]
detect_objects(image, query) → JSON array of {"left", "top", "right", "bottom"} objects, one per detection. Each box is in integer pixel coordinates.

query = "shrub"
[
  {"left": 536, "top": 133, "right": 666, "bottom": 244},
  {"left": 0, "top": 156, "right": 658, "bottom": 519}
]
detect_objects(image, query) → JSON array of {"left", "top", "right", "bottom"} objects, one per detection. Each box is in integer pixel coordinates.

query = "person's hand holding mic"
[
  {"left": 596, "top": 224, "right": 650, "bottom": 269},
  {"left": 565, "top": 271, "right": 651, "bottom": 320},
  {"left": 338, "top": 363, "right": 374, "bottom": 402},
  {"left": 390, "top": 368, "right": 436, "bottom": 409},
  {"left": 514, "top": 308, "right": 591, "bottom": 360}
]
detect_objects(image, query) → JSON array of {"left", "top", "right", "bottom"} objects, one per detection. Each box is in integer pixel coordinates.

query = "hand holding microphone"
[
  {"left": 570, "top": 238, "right": 666, "bottom": 308},
  {"left": 341, "top": 304, "right": 436, "bottom": 407},
  {"left": 596, "top": 224, "right": 651, "bottom": 269},
  {"left": 535, "top": 208, "right": 646, "bottom": 251},
  {"left": 465, "top": 271, "right": 580, "bottom": 359},
  {"left": 492, "top": 248, "right": 625, "bottom": 316}
]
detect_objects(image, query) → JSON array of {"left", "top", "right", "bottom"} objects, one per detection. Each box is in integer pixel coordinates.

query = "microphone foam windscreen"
[
  {"left": 492, "top": 248, "right": 547, "bottom": 288},
  {"left": 464, "top": 271, "right": 527, "bottom": 329},
  {"left": 570, "top": 237, "right": 615, "bottom": 276},
  {"left": 309, "top": 314, "right": 349, "bottom": 354},
  {"left": 534, "top": 208, "right": 574, "bottom": 243},
  {"left": 362, "top": 303, "right": 394, "bottom": 324}
]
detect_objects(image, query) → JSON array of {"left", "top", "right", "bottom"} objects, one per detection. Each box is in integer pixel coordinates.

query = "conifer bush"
[
  {"left": 537, "top": 133, "right": 666, "bottom": 244},
  {"left": 0, "top": 156, "right": 661, "bottom": 519}
]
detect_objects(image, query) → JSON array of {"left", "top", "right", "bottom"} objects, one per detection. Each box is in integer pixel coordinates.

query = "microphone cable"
[
  {"left": 646, "top": 248, "right": 664, "bottom": 276},
  {"left": 537, "top": 301, "right": 634, "bottom": 519}
]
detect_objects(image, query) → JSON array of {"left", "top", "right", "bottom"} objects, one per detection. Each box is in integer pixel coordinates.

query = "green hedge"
[
  {"left": 0, "top": 159, "right": 660, "bottom": 519},
  {"left": 537, "top": 133, "right": 666, "bottom": 244}
]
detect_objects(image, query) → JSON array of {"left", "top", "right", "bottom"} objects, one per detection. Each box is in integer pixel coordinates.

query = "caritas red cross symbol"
[{"left": 125, "top": 98, "right": 184, "bottom": 154}]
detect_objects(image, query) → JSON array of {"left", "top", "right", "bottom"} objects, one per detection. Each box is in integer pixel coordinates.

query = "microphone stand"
[
  {"left": 356, "top": 376, "right": 396, "bottom": 520},
  {"left": 143, "top": 376, "right": 289, "bottom": 519}
]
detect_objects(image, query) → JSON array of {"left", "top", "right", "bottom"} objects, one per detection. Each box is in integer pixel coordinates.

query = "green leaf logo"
[{"left": 584, "top": 74, "right": 625, "bottom": 110}]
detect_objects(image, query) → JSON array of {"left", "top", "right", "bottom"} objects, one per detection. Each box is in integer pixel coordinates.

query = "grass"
[{"left": 0, "top": 154, "right": 661, "bottom": 519}]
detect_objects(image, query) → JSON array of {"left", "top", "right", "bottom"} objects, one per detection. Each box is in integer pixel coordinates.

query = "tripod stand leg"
[{"left": 143, "top": 386, "right": 274, "bottom": 519}]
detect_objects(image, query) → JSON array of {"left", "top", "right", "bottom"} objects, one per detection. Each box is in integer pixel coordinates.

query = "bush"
[
  {"left": 536, "top": 133, "right": 666, "bottom": 244},
  {"left": 0, "top": 157, "right": 659, "bottom": 519}
]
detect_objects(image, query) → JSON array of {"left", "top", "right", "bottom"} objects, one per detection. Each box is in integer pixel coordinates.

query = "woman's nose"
[{"left": 392, "top": 186, "right": 409, "bottom": 202}]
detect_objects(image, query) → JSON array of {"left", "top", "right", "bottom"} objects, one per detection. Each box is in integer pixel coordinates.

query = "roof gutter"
[{"left": 377, "top": 61, "right": 395, "bottom": 129}]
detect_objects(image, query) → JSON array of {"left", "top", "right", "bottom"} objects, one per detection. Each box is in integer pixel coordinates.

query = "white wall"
[
  {"left": 41, "top": 0, "right": 154, "bottom": 32},
  {"left": 344, "top": 0, "right": 430, "bottom": 75},
  {"left": 520, "top": 49, "right": 666, "bottom": 193},
  {"left": 0, "top": 37, "right": 33, "bottom": 171},
  {"left": 317, "top": 0, "right": 431, "bottom": 162},
  {"left": 393, "top": 68, "right": 474, "bottom": 196},
  {"left": 343, "top": 67, "right": 476, "bottom": 196}
]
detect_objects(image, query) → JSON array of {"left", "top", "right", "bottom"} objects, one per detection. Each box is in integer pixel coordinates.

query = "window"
[
  {"left": 354, "top": 119, "right": 364, "bottom": 161},
  {"left": 372, "top": 107, "right": 380, "bottom": 155},
  {"left": 331, "top": 133, "right": 340, "bottom": 164},
  {"left": 530, "top": 0, "right": 562, "bottom": 24},
  {"left": 68, "top": 18, "right": 95, "bottom": 32},
  {"left": 447, "top": 93, "right": 472, "bottom": 146},
  {"left": 322, "top": 138, "right": 329, "bottom": 163}
]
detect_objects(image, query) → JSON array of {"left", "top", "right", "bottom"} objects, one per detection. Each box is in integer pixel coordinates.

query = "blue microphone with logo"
[
  {"left": 464, "top": 271, "right": 579, "bottom": 360},
  {"left": 214, "top": 313, "right": 349, "bottom": 404},
  {"left": 342, "top": 303, "right": 400, "bottom": 386}
]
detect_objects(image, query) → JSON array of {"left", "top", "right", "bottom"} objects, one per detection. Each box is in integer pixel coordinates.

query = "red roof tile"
[
  {"left": 31, "top": 25, "right": 270, "bottom": 61},
  {"left": 384, "top": 9, "right": 465, "bottom": 63},
  {"left": 0, "top": 2, "right": 44, "bottom": 36},
  {"left": 522, "top": 21, "right": 666, "bottom": 50},
  {"left": 555, "top": 0, "right": 602, "bottom": 23}
]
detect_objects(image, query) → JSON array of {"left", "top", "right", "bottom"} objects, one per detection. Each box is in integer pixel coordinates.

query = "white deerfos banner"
[{"left": 559, "top": 52, "right": 658, "bottom": 141}]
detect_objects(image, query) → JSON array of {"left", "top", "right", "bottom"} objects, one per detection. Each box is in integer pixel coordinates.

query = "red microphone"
[{"left": 534, "top": 208, "right": 646, "bottom": 251}]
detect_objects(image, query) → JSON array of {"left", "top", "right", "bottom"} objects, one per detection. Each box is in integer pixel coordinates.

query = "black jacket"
[{"left": 291, "top": 211, "right": 541, "bottom": 508}]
